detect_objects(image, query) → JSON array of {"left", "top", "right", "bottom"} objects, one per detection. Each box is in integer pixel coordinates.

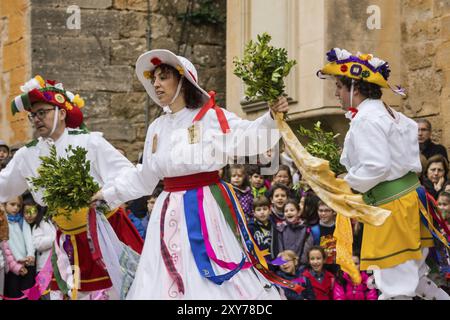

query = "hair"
[
  {"left": 438, "top": 191, "right": 450, "bottom": 201},
  {"left": 266, "top": 183, "right": 290, "bottom": 200},
  {"left": 246, "top": 164, "right": 262, "bottom": 177},
  {"left": 278, "top": 250, "right": 299, "bottom": 266},
  {"left": 22, "top": 193, "right": 46, "bottom": 228},
  {"left": 153, "top": 64, "right": 205, "bottom": 109},
  {"left": 417, "top": 118, "right": 432, "bottom": 131},
  {"left": 301, "top": 193, "right": 320, "bottom": 225},
  {"left": 229, "top": 164, "right": 250, "bottom": 188},
  {"left": 5, "top": 195, "right": 23, "bottom": 207},
  {"left": 307, "top": 246, "right": 327, "bottom": 261},
  {"left": 253, "top": 195, "right": 270, "bottom": 208},
  {"left": 273, "top": 164, "right": 293, "bottom": 186},
  {"left": 424, "top": 154, "right": 449, "bottom": 178},
  {"left": 337, "top": 76, "right": 383, "bottom": 99},
  {"left": 318, "top": 200, "right": 334, "bottom": 210},
  {"left": 284, "top": 199, "right": 300, "bottom": 212}
]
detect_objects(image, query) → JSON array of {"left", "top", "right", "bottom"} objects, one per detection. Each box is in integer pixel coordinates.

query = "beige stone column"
[{"left": 0, "top": 0, "right": 32, "bottom": 146}]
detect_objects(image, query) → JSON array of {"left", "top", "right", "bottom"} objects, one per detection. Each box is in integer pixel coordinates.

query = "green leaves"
[
  {"left": 27, "top": 145, "right": 100, "bottom": 220},
  {"left": 298, "top": 122, "right": 346, "bottom": 175},
  {"left": 233, "top": 32, "right": 297, "bottom": 104}
]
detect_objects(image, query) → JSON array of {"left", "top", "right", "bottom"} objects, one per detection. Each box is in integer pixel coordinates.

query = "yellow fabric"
[
  {"left": 52, "top": 207, "right": 118, "bottom": 235},
  {"left": 70, "top": 236, "right": 79, "bottom": 300},
  {"left": 360, "top": 190, "right": 427, "bottom": 270},
  {"left": 335, "top": 213, "right": 361, "bottom": 285},
  {"left": 274, "top": 113, "right": 391, "bottom": 226},
  {"left": 320, "top": 61, "right": 389, "bottom": 88}
]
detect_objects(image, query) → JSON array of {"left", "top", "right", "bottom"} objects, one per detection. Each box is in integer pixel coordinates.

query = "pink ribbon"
[
  {"left": 0, "top": 249, "right": 53, "bottom": 300},
  {"left": 197, "top": 188, "right": 252, "bottom": 270}
]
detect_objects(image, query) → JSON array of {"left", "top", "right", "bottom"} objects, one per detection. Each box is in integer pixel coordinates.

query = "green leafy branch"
[
  {"left": 233, "top": 32, "right": 296, "bottom": 104},
  {"left": 298, "top": 121, "right": 346, "bottom": 175},
  {"left": 27, "top": 145, "right": 100, "bottom": 220}
]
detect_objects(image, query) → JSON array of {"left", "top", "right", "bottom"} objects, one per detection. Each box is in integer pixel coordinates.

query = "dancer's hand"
[
  {"left": 90, "top": 190, "right": 104, "bottom": 205},
  {"left": 269, "top": 96, "right": 289, "bottom": 114}
]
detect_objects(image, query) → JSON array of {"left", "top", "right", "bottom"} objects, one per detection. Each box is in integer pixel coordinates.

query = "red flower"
[
  {"left": 151, "top": 57, "right": 162, "bottom": 66},
  {"left": 340, "top": 65, "right": 348, "bottom": 72}
]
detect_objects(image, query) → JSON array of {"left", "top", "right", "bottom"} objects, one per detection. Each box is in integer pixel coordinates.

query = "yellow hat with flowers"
[{"left": 317, "top": 48, "right": 406, "bottom": 96}]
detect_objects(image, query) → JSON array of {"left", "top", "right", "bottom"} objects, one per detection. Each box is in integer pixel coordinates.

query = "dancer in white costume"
[{"left": 93, "top": 50, "right": 299, "bottom": 299}]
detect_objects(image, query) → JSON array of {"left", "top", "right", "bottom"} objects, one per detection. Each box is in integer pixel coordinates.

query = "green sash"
[{"left": 362, "top": 172, "right": 421, "bottom": 206}]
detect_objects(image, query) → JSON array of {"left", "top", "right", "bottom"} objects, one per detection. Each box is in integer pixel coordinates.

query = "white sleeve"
[
  {"left": 22, "top": 222, "right": 35, "bottom": 257},
  {"left": 344, "top": 119, "right": 391, "bottom": 193},
  {"left": 102, "top": 122, "right": 160, "bottom": 209},
  {"left": 0, "top": 149, "right": 29, "bottom": 203},
  {"left": 88, "top": 132, "right": 135, "bottom": 188},
  {"left": 209, "top": 108, "right": 280, "bottom": 157},
  {"left": 32, "top": 222, "right": 56, "bottom": 252}
]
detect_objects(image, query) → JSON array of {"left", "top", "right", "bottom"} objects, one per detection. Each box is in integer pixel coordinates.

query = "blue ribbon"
[
  {"left": 183, "top": 188, "right": 245, "bottom": 285},
  {"left": 7, "top": 213, "right": 23, "bottom": 228}
]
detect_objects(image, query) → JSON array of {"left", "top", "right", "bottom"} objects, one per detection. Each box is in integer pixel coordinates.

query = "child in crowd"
[
  {"left": 3, "top": 196, "right": 35, "bottom": 298},
  {"left": 247, "top": 165, "right": 267, "bottom": 198},
  {"left": 248, "top": 196, "right": 273, "bottom": 259},
  {"left": 310, "top": 200, "right": 338, "bottom": 274},
  {"left": 128, "top": 187, "right": 162, "bottom": 240},
  {"left": 275, "top": 250, "right": 315, "bottom": 300},
  {"left": 0, "top": 206, "right": 8, "bottom": 298},
  {"left": 300, "top": 191, "right": 320, "bottom": 226},
  {"left": 277, "top": 200, "right": 313, "bottom": 266},
  {"left": 0, "top": 140, "right": 9, "bottom": 162},
  {"left": 437, "top": 191, "right": 450, "bottom": 222},
  {"left": 229, "top": 164, "right": 253, "bottom": 220},
  {"left": 333, "top": 255, "right": 378, "bottom": 300},
  {"left": 267, "top": 183, "right": 289, "bottom": 226},
  {"left": 23, "top": 196, "right": 55, "bottom": 300},
  {"left": 301, "top": 246, "right": 335, "bottom": 300},
  {"left": 272, "top": 165, "right": 298, "bottom": 201}
]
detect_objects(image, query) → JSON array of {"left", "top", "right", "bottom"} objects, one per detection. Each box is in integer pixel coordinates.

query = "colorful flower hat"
[
  {"left": 317, "top": 48, "right": 405, "bottom": 96},
  {"left": 11, "top": 75, "right": 85, "bottom": 128},
  {"left": 135, "top": 49, "right": 211, "bottom": 107}
]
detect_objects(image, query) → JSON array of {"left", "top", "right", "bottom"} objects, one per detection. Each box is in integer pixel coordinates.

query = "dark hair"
[
  {"left": 424, "top": 154, "right": 449, "bottom": 178},
  {"left": 284, "top": 199, "right": 300, "bottom": 212},
  {"left": 246, "top": 164, "right": 262, "bottom": 177},
  {"left": 253, "top": 195, "right": 270, "bottom": 208},
  {"left": 301, "top": 193, "right": 320, "bottom": 225},
  {"left": 337, "top": 76, "right": 383, "bottom": 99},
  {"left": 417, "top": 119, "right": 432, "bottom": 131},
  {"left": 229, "top": 164, "right": 250, "bottom": 188},
  {"left": 273, "top": 164, "right": 293, "bottom": 187},
  {"left": 307, "top": 246, "right": 327, "bottom": 261},
  {"left": 153, "top": 64, "right": 205, "bottom": 108},
  {"left": 22, "top": 193, "right": 46, "bottom": 228},
  {"left": 266, "top": 183, "right": 290, "bottom": 200},
  {"left": 438, "top": 191, "right": 450, "bottom": 200}
]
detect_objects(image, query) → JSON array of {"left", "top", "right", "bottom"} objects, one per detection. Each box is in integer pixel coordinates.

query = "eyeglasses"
[{"left": 28, "top": 108, "right": 55, "bottom": 122}]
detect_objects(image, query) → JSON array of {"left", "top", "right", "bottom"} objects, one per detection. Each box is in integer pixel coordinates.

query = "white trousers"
[{"left": 374, "top": 248, "right": 450, "bottom": 300}]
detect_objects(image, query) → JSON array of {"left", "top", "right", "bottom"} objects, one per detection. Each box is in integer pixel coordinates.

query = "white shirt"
[
  {"left": 340, "top": 99, "right": 422, "bottom": 193},
  {"left": 103, "top": 107, "right": 279, "bottom": 208},
  {"left": 32, "top": 220, "right": 56, "bottom": 271},
  {"left": 0, "top": 128, "right": 134, "bottom": 205}
]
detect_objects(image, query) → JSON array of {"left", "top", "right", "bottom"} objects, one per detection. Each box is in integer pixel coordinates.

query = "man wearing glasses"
[
  {"left": 0, "top": 75, "right": 143, "bottom": 299},
  {"left": 417, "top": 119, "right": 448, "bottom": 161}
]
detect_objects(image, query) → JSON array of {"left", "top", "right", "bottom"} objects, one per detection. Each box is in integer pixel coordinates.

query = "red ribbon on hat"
[{"left": 193, "top": 91, "right": 230, "bottom": 134}]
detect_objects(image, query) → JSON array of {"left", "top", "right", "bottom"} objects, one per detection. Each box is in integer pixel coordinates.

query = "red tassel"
[{"left": 193, "top": 91, "right": 230, "bottom": 134}]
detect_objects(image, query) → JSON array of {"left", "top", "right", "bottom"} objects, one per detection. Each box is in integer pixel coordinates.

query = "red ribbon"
[
  {"left": 348, "top": 107, "right": 358, "bottom": 119},
  {"left": 193, "top": 91, "right": 230, "bottom": 134}
]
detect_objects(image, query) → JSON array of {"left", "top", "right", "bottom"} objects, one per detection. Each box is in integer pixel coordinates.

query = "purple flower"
[
  {"left": 378, "top": 62, "right": 391, "bottom": 80},
  {"left": 326, "top": 49, "right": 338, "bottom": 62}
]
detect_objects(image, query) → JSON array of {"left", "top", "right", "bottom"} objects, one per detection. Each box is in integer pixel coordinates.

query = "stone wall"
[
  {"left": 400, "top": 0, "right": 450, "bottom": 151},
  {"left": 30, "top": 0, "right": 226, "bottom": 162},
  {"left": 0, "top": 0, "right": 32, "bottom": 146}
]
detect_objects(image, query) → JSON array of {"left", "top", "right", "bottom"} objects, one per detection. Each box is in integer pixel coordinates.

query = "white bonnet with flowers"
[{"left": 135, "top": 49, "right": 210, "bottom": 112}]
